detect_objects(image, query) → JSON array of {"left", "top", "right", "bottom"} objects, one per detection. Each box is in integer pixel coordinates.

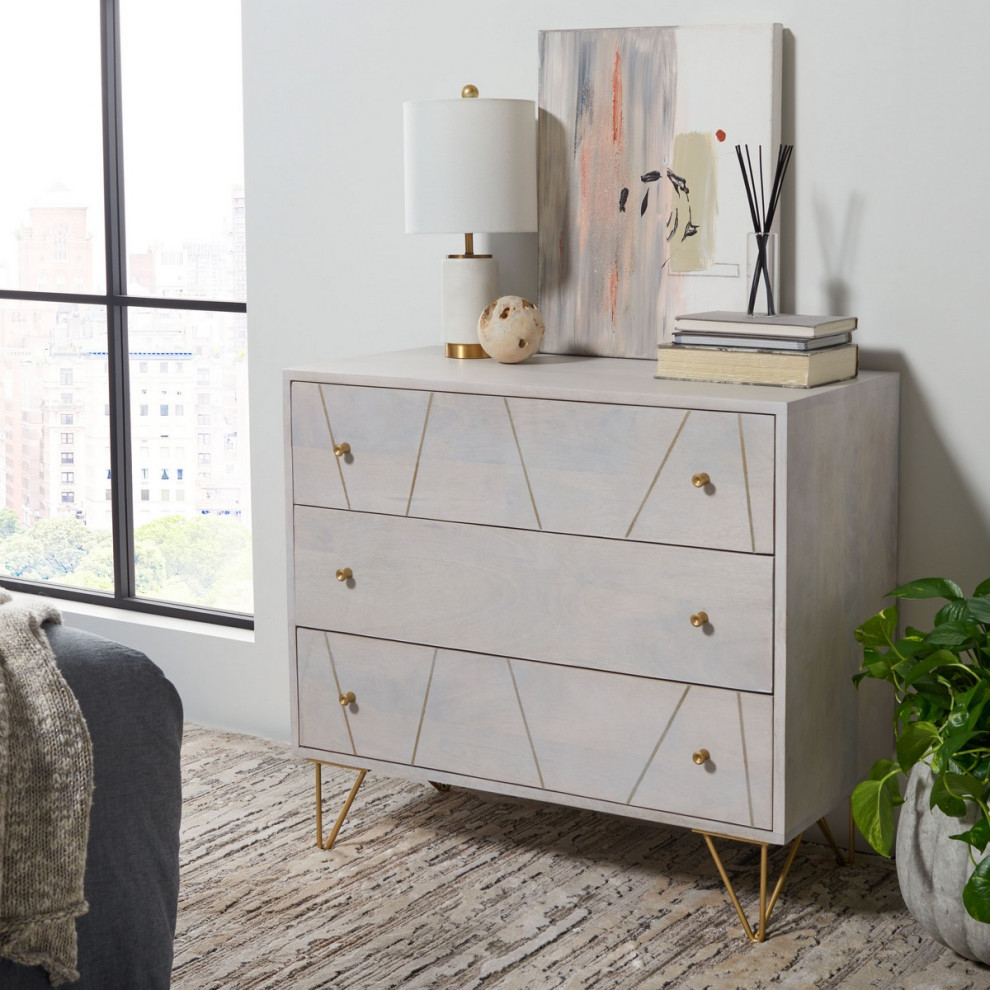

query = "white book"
[{"left": 674, "top": 311, "right": 858, "bottom": 338}]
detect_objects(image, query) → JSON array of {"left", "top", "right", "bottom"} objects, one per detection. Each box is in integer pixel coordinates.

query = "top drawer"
[{"left": 290, "top": 382, "right": 774, "bottom": 553}]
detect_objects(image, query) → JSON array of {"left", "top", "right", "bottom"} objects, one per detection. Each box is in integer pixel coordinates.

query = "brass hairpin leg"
[
  {"left": 816, "top": 811, "right": 855, "bottom": 867},
  {"left": 695, "top": 829, "right": 804, "bottom": 943},
  {"left": 311, "top": 759, "right": 368, "bottom": 850}
]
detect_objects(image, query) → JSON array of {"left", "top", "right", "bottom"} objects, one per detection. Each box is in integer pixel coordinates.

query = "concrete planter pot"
[{"left": 896, "top": 764, "right": 990, "bottom": 964}]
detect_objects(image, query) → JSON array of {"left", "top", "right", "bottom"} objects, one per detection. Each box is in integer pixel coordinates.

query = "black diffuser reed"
[{"left": 736, "top": 143, "right": 793, "bottom": 316}]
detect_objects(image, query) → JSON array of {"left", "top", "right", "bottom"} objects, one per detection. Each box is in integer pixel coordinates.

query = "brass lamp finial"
[{"left": 461, "top": 84, "right": 479, "bottom": 99}]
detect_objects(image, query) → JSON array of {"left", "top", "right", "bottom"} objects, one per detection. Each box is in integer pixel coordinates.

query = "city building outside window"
[{"left": 0, "top": 0, "right": 251, "bottom": 624}]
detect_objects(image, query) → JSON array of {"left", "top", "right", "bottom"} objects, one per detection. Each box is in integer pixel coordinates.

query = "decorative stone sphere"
[
  {"left": 477, "top": 296, "right": 545, "bottom": 363},
  {"left": 897, "top": 764, "right": 990, "bottom": 963}
]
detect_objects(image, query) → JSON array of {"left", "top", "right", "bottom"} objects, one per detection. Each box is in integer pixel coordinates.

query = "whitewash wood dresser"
[{"left": 285, "top": 347, "right": 899, "bottom": 941}]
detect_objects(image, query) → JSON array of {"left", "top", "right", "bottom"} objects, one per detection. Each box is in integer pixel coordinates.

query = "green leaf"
[
  {"left": 942, "top": 771, "right": 986, "bottom": 803},
  {"left": 926, "top": 621, "right": 980, "bottom": 648},
  {"left": 889, "top": 578, "right": 964, "bottom": 601},
  {"left": 896, "top": 721, "right": 939, "bottom": 772},
  {"left": 936, "top": 600, "right": 972, "bottom": 625},
  {"left": 852, "top": 761, "right": 901, "bottom": 856},
  {"left": 856, "top": 608, "right": 898, "bottom": 649},
  {"left": 910, "top": 679, "right": 952, "bottom": 711},
  {"left": 895, "top": 636, "right": 930, "bottom": 658},
  {"left": 895, "top": 695, "right": 926, "bottom": 728},
  {"left": 973, "top": 578, "right": 990, "bottom": 598},
  {"left": 903, "top": 650, "right": 969, "bottom": 688},
  {"left": 930, "top": 773, "right": 968, "bottom": 817},
  {"left": 968, "top": 595, "right": 990, "bottom": 623},
  {"left": 934, "top": 729, "right": 980, "bottom": 774},
  {"left": 963, "top": 855, "right": 990, "bottom": 923},
  {"left": 972, "top": 754, "right": 990, "bottom": 781},
  {"left": 950, "top": 816, "right": 990, "bottom": 853},
  {"left": 865, "top": 658, "right": 893, "bottom": 681}
]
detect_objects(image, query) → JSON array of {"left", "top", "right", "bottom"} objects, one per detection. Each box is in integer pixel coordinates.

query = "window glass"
[
  {"left": 0, "top": 301, "right": 113, "bottom": 591},
  {"left": 128, "top": 307, "right": 251, "bottom": 612},
  {"left": 0, "top": 3, "right": 106, "bottom": 293},
  {"left": 120, "top": 0, "right": 246, "bottom": 302}
]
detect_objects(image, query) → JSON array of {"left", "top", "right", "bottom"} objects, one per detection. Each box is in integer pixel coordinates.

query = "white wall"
[{"left": 66, "top": 0, "right": 990, "bottom": 743}]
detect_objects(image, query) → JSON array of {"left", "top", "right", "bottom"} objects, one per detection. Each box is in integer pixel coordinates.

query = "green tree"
[
  {"left": 68, "top": 533, "right": 115, "bottom": 592},
  {"left": 0, "top": 517, "right": 100, "bottom": 581},
  {"left": 135, "top": 514, "right": 252, "bottom": 610},
  {"left": 0, "top": 509, "right": 20, "bottom": 538}
]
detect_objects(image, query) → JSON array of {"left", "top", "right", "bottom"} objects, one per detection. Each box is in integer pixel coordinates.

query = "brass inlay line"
[
  {"left": 504, "top": 398, "right": 542, "bottom": 530},
  {"left": 737, "top": 692, "right": 755, "bottom": 827},
  {"left": 410, "top": 648, "right": 438, "bottom": 765},
  {"left": 627, "top": 684, "right": 690, "bottom": 804},
  {"left": 406, "top": 392, "right": 434, "bottom": 516},
  {"left": 319, "top": 385, "right": 350, "bottom": 510},
  {"left": 507, "top": 659, "right": 544, "bottom": 788},
  {"left": 626, "top": 410, "right": 690, "bottom": 538},
  {"left": 738, "top": 415, "right": 756, "bottom": 552},
  {"left": 324, "top": 632, "right": 356, "bottom": 755}
]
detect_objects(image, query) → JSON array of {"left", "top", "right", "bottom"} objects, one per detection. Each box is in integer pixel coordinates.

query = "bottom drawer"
[{"left": 296, "top": 629, "right": 772, "bottom": 830}]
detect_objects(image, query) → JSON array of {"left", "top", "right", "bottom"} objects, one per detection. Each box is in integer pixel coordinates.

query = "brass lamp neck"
[{"left": 446, "top": 232, "right": 492, "bottom": 260}]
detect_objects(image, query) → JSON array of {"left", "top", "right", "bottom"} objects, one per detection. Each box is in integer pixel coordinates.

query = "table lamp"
[{"left": 404, "top": 85, "right": 537, "bottom": 358}]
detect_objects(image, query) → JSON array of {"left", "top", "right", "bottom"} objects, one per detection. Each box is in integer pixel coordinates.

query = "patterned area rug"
[{"left": 172, "top": 725, "right": 988, "bottom": 989}]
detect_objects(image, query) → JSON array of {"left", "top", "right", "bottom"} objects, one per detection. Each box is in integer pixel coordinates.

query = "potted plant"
[{"left": 852, "top": 575, "right": 990, "bottom": 962}]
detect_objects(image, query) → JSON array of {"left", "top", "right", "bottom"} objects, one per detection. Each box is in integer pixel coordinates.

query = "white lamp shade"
[{"left": 403, "top": 98, "right": 537, "bottom": 234}]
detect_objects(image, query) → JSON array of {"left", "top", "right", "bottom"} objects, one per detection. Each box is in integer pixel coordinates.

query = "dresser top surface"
[{"left": 285, "top": 347, "right": 896, "bottom": 413}]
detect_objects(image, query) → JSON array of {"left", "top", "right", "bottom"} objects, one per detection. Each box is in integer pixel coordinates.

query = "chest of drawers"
[{"left": 285, "top": 349, "right": 898, "bottom": 847}]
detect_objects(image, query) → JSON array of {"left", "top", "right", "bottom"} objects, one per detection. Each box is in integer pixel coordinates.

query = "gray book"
[{"left": 671, "top": 330, "right": 853, "bottom": 351}]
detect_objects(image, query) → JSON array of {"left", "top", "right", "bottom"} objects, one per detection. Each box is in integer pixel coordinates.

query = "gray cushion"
[{"left": 0, "top": 623, "right": 183, "bottom": 989}]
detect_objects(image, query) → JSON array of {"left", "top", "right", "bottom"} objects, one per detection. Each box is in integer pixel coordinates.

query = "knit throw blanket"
[{"left": 0, "top": 589, "right": 93, "bottom": 986}]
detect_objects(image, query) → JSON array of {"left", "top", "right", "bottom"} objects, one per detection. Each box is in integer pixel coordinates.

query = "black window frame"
[{"left": 0, "top": 0, "right": 251, "bottom": 629}]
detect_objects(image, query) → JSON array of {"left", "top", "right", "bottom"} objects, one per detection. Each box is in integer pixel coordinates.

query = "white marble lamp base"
[{"left": 441, "top": 256, "right": 499, "bottom": 358}]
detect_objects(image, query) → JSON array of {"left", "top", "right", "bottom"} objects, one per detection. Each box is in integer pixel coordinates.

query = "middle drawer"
[{"left": 293, "top": 507, "right": 774, "bottom": 692}]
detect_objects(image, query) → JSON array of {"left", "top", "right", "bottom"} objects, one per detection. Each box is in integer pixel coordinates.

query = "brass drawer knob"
[
  {"left": 333, "top": 442, "right": 351, "bottom": 457},
  {"left": 690, "top": 611, "right": 709, "bottom": 627},
  {"left": 335, "top": 567, "right": 353, "bottom": 582},
  {"left": 692, "top": 472, "right": 711, "bottom": 488},
  {"left": 693, "top": 748, "right": 711, "bottom": 766},
  {"left": 339, "top": 691, "right": 356, "bottom": 707}
]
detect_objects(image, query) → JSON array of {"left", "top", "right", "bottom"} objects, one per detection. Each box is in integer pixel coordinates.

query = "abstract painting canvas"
[{"left": 538, "top": 24, "right": 782, "bottom": 358}]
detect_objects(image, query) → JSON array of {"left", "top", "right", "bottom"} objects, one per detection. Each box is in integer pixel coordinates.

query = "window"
[{"left": 0, "top": 0, "right": 251, "bottom": 624}]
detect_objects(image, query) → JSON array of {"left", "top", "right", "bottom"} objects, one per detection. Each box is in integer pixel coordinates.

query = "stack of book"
[{"left": 655, "top": 311, "right": 859, "bottom": 388}]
